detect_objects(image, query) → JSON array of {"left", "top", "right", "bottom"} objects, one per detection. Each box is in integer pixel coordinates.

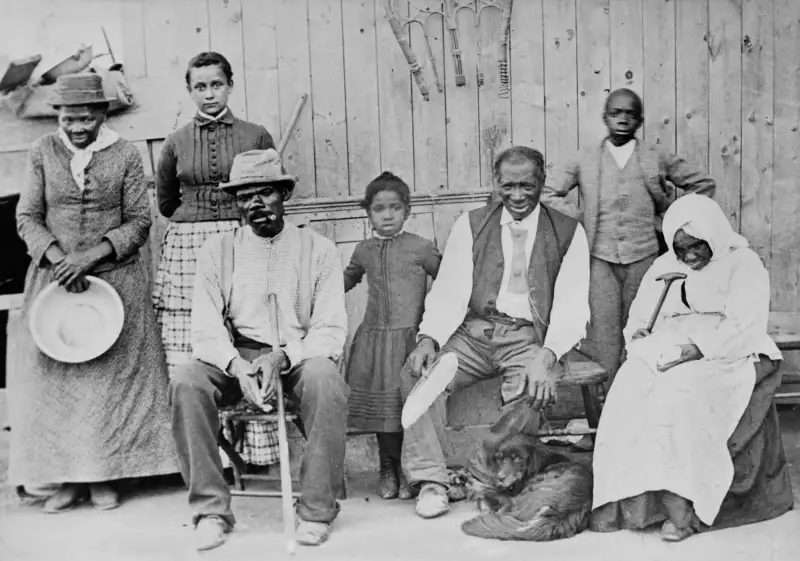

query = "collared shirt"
[
  {"left": 197, "top": 107, "right": 230, "bottom": 123},
  {"left": 190, "top": 222, "right": 348, "bottom": 372},
  {"left": 605, "top": 138, "right": 635, "bottom": 169},
  {"left": 496, "top": 205, "right": 541, "bottom": 316},
  {"left": 417, "top": 205, "right": 591, "bottom": 361}
]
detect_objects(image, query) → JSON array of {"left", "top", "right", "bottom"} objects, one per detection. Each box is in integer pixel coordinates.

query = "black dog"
[{"left": 462, "top": 432, "right": 593, "bottom": 541}]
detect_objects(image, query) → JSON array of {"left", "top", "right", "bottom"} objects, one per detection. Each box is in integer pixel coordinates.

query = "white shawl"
[{"left": 58, "top": 124, "right": 120, "bottom": 191}]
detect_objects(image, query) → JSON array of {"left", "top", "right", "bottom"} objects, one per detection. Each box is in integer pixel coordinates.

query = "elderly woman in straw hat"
[{"left": 12, "top": 72, "right": 178, "bottom": 513}]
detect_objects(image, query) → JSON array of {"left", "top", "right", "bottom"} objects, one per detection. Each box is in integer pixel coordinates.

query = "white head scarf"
[
  {"left": 662, "top": 194, "right": 748, "bottom": 262},
  {"left": 58, "top": 124, "right": 120, "bottom": 191}
]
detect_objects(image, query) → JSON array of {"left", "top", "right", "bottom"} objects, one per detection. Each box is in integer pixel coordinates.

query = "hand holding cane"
[
  {"left": 266, "top": 293, "right": 296, "bottom": 554},
  {"left": 646, "top": 272, "right": 688, "bottom": 332}
]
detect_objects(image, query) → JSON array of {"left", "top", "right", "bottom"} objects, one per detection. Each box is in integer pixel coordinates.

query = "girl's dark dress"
[{"left": 344, "top": 231, "right": 441, "bottom": 433}]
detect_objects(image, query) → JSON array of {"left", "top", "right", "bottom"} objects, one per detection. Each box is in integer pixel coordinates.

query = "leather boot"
[{"left": 378, "top": 455, "right": 399, "bottom": 499}]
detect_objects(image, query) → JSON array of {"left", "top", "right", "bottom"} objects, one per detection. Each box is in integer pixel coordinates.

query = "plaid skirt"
[{"left": 153, "top": 220, "right": 280, "bottom": 466}]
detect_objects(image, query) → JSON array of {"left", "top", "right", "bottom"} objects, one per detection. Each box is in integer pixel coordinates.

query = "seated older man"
[
  {"left": 401, "top": 146, "right": 591, "bottom": 519},
  {"left": 170, "top": 149, "right": 349, "bottom": 550}
]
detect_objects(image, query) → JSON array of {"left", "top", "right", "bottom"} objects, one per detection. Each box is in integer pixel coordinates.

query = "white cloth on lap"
[{"left": 592, "top": 314, "right": 757, "bottom": 525}]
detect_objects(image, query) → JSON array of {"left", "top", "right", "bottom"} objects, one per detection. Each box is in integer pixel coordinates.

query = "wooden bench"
[{"left": 769, "top": 312, "right": 800, "bottom": 405}]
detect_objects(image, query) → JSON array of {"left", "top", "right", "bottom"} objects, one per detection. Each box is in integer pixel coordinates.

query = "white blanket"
[{"left": 591, "top": 315, "right": 757, "bottom": 526}]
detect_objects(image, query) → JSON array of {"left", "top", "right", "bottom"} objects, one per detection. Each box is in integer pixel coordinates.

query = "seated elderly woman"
[{"left": 590, "top": 194, "right": 794, "bottom": 541}]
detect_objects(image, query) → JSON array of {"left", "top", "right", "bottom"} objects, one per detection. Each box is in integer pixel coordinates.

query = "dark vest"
[{"left": 468, "top": 202, "right": 578, "bottom": 341}]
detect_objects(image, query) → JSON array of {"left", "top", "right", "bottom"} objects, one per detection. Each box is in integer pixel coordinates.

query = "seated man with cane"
[
  {"left": 170, "top": 149, "right": 349, "bottom": 551},
  {"left": 401, "top": 146, "right": 591, "bottom": 519}
]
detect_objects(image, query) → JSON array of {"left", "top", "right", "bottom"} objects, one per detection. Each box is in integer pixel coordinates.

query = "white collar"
[
  {"left": 374, "top": 228, "right": 405, "bottom": 240},
  {"left": 500, "top": 204, "right": 541, "bottom": 230},
  {"left": 198, "top": 106, "right": 229, "bottom": 122}
]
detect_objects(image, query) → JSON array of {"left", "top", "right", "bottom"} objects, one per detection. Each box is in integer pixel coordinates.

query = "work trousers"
[
  {"left": 582, "top": 255, "right": 657, "bottom": 383},
  {"left": 400, "top": 315, "right": 551, "bottom": 487},
  {"left": 170, "top": 349, "right": 349, "bottom": 527}
]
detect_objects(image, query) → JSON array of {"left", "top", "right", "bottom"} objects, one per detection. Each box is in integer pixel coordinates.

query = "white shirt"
[
  {"left": 606, "top": 138, "right": 636, "bottom": 169},
  {"left": 496, "top": 205, "right": 541, "bottom": 317},
  {"left": 418, "top": 205, "right": 591, "bottom": 361}
]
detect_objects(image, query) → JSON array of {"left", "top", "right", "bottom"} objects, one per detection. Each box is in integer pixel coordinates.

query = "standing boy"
[{"left": 544, "top": 88, "right": 715, "bottom": 381}]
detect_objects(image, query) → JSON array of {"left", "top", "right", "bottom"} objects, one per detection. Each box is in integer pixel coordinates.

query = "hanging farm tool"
[
  {"left": 443, "top": 0, "right": 467, "bottom": 86},
  {"left": 498, "top": 0, "right": 513, "bottom": 98},
  {"left": 464, "top": 0, "right": 513, "bottom": 89},
  {"left": 385, "top": 0, "right": 447, "bottom": 101}
]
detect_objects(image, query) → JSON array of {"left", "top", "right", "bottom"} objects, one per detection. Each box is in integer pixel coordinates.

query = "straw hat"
[
  {"left": 29, "top": 276, "right": 125, "bottom": 364},
  {"left": 49, "top": 72, "right": 115, "bottom": 107},
  {"left": 218, "top": 149, "right": 297, "bottom": 194}
]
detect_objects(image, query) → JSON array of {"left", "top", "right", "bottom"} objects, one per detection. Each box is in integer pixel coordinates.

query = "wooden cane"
[
  {"left": 267, "top": 293, "right": 296, "bottom": 554},
  {"left": 277, "top": 93, "right": 308, "bottom": 157},
  {"left": 646, "top": 273, "right": 688, "bottom": 332}
]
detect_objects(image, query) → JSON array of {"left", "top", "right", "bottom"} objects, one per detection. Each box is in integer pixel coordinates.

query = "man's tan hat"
[{"left": 218, "top": 149, "right": 297, "bottom": 194}]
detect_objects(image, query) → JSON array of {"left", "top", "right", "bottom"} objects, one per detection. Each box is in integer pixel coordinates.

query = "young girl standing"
[{"left": 344, "top": 172, "right": 441, "bottom": 500}]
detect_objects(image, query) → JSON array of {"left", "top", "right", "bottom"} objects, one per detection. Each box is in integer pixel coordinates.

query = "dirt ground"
[{"left": 1, "top": 404, "right": 799, "bottom": 561}]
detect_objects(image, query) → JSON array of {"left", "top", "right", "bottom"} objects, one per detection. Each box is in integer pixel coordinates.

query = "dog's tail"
[{"left": 461, "top": 504, "right": 591, "bottom": 542}]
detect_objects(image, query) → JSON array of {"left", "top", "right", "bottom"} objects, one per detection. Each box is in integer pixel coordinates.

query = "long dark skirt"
[
  {"left": 590, "top": 355, "right": 794, "bottom": 533},
  {"left": 9, "top": 258, "right": 179, "bottom": 486},
  {"left": 345, "top": 325, "right": 417, "bottom": 433}
]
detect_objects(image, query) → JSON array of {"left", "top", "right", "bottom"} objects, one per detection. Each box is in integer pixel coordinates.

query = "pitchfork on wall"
[{"left": 385, "top": 0, "right": 514, "bottom": 100}]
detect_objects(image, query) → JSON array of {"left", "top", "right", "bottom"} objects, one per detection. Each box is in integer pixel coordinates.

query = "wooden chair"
[
  {"left": 217, "top": 386, "right": 349, "bottom": 501},
  {"left": 216, "top": 374, "right": 298, "bottom": 549},
  {"left": 217, "top": 394, "right": 301, "bottom": 499},
  {"left": 768, "top": 312, "right": 800, "bottom": 405},
  {"left": 534, "top": 350, "right": 608, "bottom": 439}
]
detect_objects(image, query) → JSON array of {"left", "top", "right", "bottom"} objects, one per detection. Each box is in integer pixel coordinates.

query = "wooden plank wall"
[{"left": 1, "top": 0, "right": 799, "bottom": 312}]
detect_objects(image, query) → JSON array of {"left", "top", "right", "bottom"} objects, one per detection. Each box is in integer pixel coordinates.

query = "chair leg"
[
  {"left": 580, "top": 384, "right": 601, "bottom": 429},
  {"left": 596, "top": 380, "right": 608, "bottom": 408},
  {"left": 218, "top": 423, "right": 246, "bottom": 491}
]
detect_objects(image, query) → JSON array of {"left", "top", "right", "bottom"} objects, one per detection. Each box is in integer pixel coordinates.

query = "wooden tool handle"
[
  {"left": 646, "top": 282, "right": 674, "bottom": 332},
  {"left": 267, "top": 293, "right": 296, "bottom": 554},
  {"left": 277, "top": 93, "right": 308, "bottom": 157},
  {"left": 386, "top": 3, "right": 430, "bottom": 100}
]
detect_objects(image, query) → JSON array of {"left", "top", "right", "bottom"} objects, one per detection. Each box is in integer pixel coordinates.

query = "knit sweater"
[{"left": 155, "top": 111, "right": 275, "bottom": 222}]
